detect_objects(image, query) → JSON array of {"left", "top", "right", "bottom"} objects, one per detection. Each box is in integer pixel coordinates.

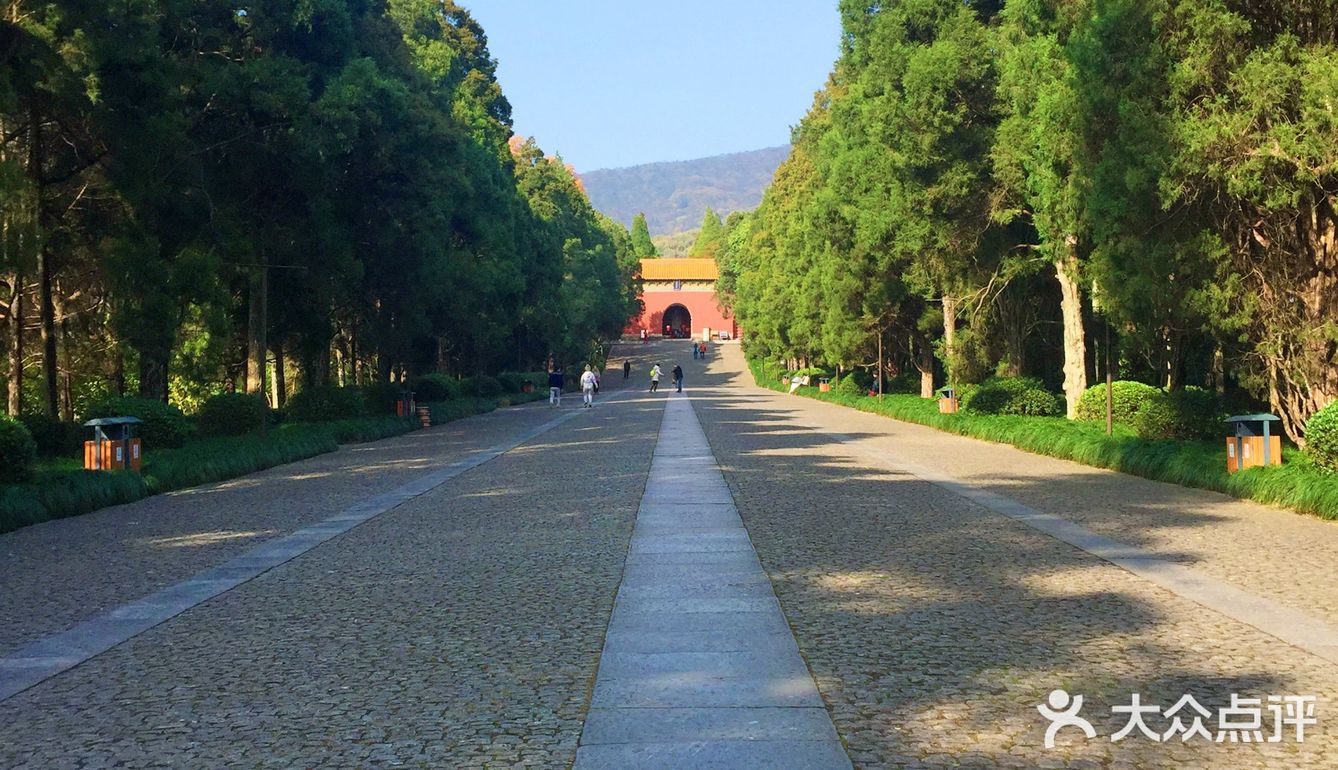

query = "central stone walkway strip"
[
  {"left": 575, "top": 394, "right": 852, "bottom": 770},
  {"left": 0, "top": 397, "right": 628, "bottom": 703}
]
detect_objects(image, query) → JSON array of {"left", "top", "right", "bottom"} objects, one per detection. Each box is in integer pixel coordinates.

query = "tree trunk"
[
  {"left": 272, "top": 340, "right": 286, "bottom": 408},
  {"left": 36, "top": 244, "right": 57, "bottom": 417},
  {"left": 246, "top": 264, "right": 268, "bottom": 397},
  {"left": 7, "top": 274, "right": 22, "bottom": 416},
  {"left": 942, "top": 294, "right": 958, "bottom": 388},
  {"left": 1212, "top": 343, "right": 1225, "bottom": 395},
  {"left": 915, "top": 334, "right": 935, "bottom": 398},
  {"left": 29, "top": 103, "right": 58, "bottom": 417},
  {"left": 138, "top": 351, "right": 167, "bottom": 401},
  {"left": 1055, "top": 252, "right": 1088, "bottom": 419},
  {"left": 111, "top": 342, "right": 124, "bottom": 398}
]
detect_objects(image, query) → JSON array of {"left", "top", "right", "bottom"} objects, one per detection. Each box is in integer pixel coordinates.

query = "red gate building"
[{"left": 627, "top": 258, "right": 737, "bottom": 339}]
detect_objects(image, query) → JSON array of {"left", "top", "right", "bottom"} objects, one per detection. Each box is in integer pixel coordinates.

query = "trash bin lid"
[
  {"left": 83, "top": 416, "right": 144, "bottom": 427},
  {"left": 1225, "top": 414, "right": 1280, "bottom": 423}
]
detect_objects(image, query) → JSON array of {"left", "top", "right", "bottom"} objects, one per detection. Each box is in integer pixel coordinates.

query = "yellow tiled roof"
[{"left": 640, "top": 258, "right": 719, "bottom": 281}]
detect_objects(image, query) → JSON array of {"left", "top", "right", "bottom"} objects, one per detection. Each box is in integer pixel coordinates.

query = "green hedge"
[
  {"left": 0, "top": 416, "right": 37, "bottom": 484},
  {"left": 18, "top": 413, "right": 83, "bottom": 458},
  {"left": 0, "top": 387, "right": 553, "bottom": 534},
  {"left": 411, "top": 374, "right": 459, "bottom": 401},
  {"left": 962, "top": 376, "right": 1064, "bottom": 417},
  {"left": 747, "top": 356, "right": 1338, "bottom": 520},
  {"left": 85, "top": 396, "right": 194, "bottom": 448},
  {"left": 197, "top": 393, "right": 268, "bottom": 437},
  {"left": 1074, "top": 380, "right": 1160, "bottom": 424},
  {"left": 1307, "top": 402, "right": 1338, "bottom": 472},
  {"left": 459, "top": 375, "right": 503, "bottom": 398},
  {"left": 0, "top": 419, "right": 413, "bottom": 534},
  {"left": 286, "top": 386, "right": 366, "bottom": 422}
]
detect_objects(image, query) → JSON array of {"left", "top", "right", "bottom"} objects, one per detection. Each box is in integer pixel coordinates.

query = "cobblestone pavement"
[
  {"left": 0, "top": 384, "right": 665, "bottom": 768},
  {"left": 0, "top": 400, "right": 582, "bottom": 656},
  {"left": 691, "top": 346, "right": 1335, "bottom": 769}
]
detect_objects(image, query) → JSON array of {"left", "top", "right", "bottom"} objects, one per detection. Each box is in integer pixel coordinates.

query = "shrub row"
[
  {"left": 0, "top": 386, "right": 557, "bottom": 534},
  {"left": 1309, "top": 402, "right": 1338, "bottom": 472},
  {"left": 747, "top": 357, "right": 1338, "bottom": 520},
  {"left": 962, "top": 376, "right": 1064, "bottom": 417}
]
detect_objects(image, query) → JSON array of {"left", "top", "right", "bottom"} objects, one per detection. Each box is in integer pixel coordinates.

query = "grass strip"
[
  {"left": 0, "top": 393, "right": 543, "bottom": 534},
  {"left": 749, "top": 359, "right": 1338, "bottom": 521}
]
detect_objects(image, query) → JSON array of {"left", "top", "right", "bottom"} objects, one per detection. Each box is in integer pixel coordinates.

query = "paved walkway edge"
[
  {"left": 0, "top": 397, "right": 629, "bottom": 703},
  {"left": 816, "top": 427, "right": 1338, "bottom": 667},
  {"left": 574, "top": 393, "right": 852, "bottom": 770}
]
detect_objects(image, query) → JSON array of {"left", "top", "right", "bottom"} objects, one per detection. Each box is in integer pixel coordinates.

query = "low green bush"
[
  {"left": 963, "top": 377, "right": 1064, "bottom": 417},
  {"left": 17, "top": 413, "right": 82, "bottom": 458},
  {"left": 197, "top": 393, "right": 267, "bottom": 437},
  {"left": 323, "top": 416, "right": 416, "bottom": 444},
  {"left": 495, "top": 372, "right": 525, "bottom": 393},
  {"left": 459, "top": 375, "right": 503, "bottom": 398},
  {"left": 411, "top": 374, "right": 460, "bottom": 401},
  {"left": 1306, "top": 402, "right": 1338, "bottom": 472},
  {"left": 142, "top": 426, "right": 338, "bottom": 493},
  {"left": 361, "top": 381, "right": 406, "bottom": 416},
  {"left": 0, "top": 416, "right": 37, "bottom": 483},
  {"left": 834, "top": 375, "right": 865, "bottom": 398},
  {"left": 1133, "top": 387, "right": 1223, "bottom": 441},
  {"left": 789, "top": 367, "right": 832, "bottom": 380},
  {"left": 286, "top": 386, "right": 366, "bottom": 422},
  {"left": 85, "top": 396, "right": 194, "bottom": 449},
  {"left": 756, "top": 360, "right": 786, "bottom": 384},
  {"left": 885, "top": 371, "right": 921, "bottom": 394},
  {"left": 30, "top": 466, "right": 148, "bottom": 520},
  {"left": 1074, "top": 380, "right": 1160, "bottom": 424}
]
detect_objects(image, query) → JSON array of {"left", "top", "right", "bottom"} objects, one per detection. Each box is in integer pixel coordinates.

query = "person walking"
[
  {"left": 692, "top": 343, "right": 698, "bottom": 360},
  {"left": 672, "top": 363, "right": 684, "bottom": 393},
  {"left": 623, "top": 359, "right": 631, "bottom": 380},
  {"left": 649, "top": 363, "right": 662, "bottom": 393},
  {"left": 548, "top": 366, "right": 564, "bottom": 407},
  {"left": 580, "top": 365, "right": 597, "bottom": 408}
]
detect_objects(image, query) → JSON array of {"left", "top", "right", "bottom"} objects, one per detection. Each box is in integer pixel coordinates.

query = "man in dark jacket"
[
  {"left": 548, "top": 367, "right": 564, "bottom": 407},
  {"left": 672, "top": 364, "right": 684, "bottom": 393},
  {"left": 623, "top": 359, "right": 631, "bottom": 380}
]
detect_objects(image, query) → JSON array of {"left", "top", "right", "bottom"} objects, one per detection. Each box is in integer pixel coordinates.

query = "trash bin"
[
  {"left": 818, "top": 377, "right": 831, "bottom": 393},
  {"left": 395, "top": 391, "right": 416, "bottom": 418},
  {"left": 1225, "top": 413, "right": 1282, "bottom": 473},
  {"left": 83, "top": 416, "right": 143, "bottom": 473},
  {"left": 937, "top": 387, "right": 959, "bottom": 414}
]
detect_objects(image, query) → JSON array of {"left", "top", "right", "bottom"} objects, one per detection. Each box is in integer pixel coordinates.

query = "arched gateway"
[{"left": 628, "top": 258, "right": 737, "bottom": 340}]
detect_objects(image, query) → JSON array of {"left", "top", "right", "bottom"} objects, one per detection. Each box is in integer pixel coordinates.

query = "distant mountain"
[{"left": 582, "top": 146, "right": 789, "bottom": 236}]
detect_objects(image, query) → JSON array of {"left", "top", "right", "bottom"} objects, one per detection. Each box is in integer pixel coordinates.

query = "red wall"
[{"left": 629, "top": 290, "right": 735, "bottom": 337}]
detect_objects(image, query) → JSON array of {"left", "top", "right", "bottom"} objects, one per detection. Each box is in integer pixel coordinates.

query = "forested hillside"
[
  {"left": 583, "top": 146, "right": 789, "bottom": 235},
  {"left": 719, "top": 0, "right": 1338, "bottom": 445},
  {"left": 0, "top": 0, "right": 638, "bottom": 420}
]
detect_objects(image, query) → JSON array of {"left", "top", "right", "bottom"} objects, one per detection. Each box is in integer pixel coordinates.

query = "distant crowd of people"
[{"left": 545, "top": 339, "right": 709, "bottom": 408}]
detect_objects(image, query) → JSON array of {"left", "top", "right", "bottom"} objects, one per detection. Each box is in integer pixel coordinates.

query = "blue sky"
[{"left": 466, "top": 1, "right": 841, "bottom": 172}]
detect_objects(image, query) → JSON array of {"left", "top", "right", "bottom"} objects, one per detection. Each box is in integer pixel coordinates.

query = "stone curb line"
[{"left": 813, "top": 426, "right": 1338, "bottom": 668}]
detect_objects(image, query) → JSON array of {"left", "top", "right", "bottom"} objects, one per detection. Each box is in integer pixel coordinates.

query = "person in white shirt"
[
  {"left": 649, "top": 364, "right": 662, "bottom": 393},
  {"left": 580, "top": 365, "right": 598, "bottom": 407}
]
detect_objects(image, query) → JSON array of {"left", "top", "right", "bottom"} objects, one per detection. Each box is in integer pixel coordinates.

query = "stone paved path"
[
  {"left": 693, "top": 344, "right": 1336, "bottom": 769},
  {"left": 575, "top": 393, "right": 850, "bottom": 769},
  {"left": 2, "top": 339, "right": 1336, "bottom": 769}
]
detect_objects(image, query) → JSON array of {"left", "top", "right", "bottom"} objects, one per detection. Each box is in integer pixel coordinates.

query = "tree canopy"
[
  {"left": 721, "top": 0, "right": 1338, "bottom": 443},
  {"left": 0, "top": 0, "right": 637, "bottom": 418}
]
